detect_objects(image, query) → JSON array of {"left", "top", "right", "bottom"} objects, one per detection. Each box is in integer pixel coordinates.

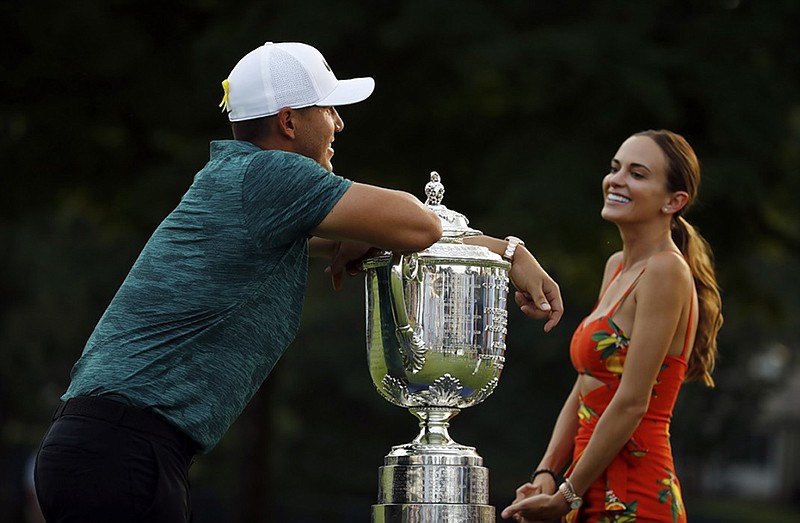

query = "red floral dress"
[{"left": 566, "top": 264, "right": 692, "bottom": 523}]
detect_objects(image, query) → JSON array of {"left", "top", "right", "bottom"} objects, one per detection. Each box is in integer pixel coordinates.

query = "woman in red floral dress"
[{"left": 502, "top": 129, "right": 723, "bottom": 523}]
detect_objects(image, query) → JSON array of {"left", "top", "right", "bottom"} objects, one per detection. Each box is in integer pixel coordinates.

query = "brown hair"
[
  {"left": 230, "top": 116, "right": 272, "bottom": 142},
  {"left": 635, "top": 129, "right": 723, "bottom": 387}
]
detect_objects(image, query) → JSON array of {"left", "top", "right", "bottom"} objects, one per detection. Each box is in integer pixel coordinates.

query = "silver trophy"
[{"left": 363, "top": 172, "right": 510, "bottom": 522}]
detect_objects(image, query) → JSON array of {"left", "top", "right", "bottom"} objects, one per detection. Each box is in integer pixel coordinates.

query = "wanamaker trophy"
[{"left": 363, "top": 172, "right": 510, "bottom": 522}]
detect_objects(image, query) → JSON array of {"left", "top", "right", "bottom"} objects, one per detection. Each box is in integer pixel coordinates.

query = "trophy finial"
[{"left": 424, "top": 171, "right": 445, "bottom": 206}]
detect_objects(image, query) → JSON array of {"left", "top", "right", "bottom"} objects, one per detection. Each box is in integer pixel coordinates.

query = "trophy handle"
[{"left": 375, "top": 255, "right": 427, "bottom": 374}]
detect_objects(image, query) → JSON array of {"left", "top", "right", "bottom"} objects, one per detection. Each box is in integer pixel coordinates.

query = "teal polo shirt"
[{"left": 64, "top": 140, "right": 352, "bottom": 452}]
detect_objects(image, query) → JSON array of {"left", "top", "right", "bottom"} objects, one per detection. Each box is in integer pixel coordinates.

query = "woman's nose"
[{"left": 608, "top": 169, "right": 625, "bottom": 185}]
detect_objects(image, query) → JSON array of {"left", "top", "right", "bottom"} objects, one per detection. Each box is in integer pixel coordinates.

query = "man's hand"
[{"left": 325, "top": 240, "right": 382, "bottom": 290}]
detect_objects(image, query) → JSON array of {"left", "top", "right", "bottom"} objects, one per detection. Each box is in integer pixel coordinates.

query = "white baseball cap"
[{"left": 219, "top": 42, "right": 375, "bottom": 122}]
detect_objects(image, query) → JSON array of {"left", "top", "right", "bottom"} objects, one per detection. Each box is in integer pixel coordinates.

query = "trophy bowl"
[{"left": 363, "top": 172, "right": 510, "bottom": 522}]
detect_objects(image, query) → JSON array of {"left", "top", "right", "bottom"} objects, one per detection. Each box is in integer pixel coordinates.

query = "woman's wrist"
[
  {"left": 530, "top": 467, "right": 558, "bottom": 484},
  {"left": 509, "top": 246, "right": 544, "bottom": 288},
  {"left": 502, "top": 236, "right": 525, "bottom": 263}
]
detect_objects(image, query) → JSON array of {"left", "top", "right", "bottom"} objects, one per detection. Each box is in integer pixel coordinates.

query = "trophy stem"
[
  {"left": 373, "top": 405, "right": 494, "bottom": 522},
  {"left": 409, "top": 406, "right": 459, "bottom": 446}
]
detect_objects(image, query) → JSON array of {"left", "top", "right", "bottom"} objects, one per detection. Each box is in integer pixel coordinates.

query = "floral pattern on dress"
[
  {"left": 604, "top": 489, "right": 628, "bottom": 512},
  {"left": 657, "top": 469, "right": 684, "bottom": 523},
  {"left": 591, "top": 489, "right": 639, "bottom": 523},
  {"left": 578, "top": 400, "right": 599, "bottom": 422},
  {"left": 591, "top": 318, "right": 629, "bottom": 376},
  {"left": 626, "top": 438, "right": 648, "bottom": 459}
]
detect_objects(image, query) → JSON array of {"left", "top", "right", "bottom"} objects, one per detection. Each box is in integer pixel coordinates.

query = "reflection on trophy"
[{"left": 363, "top": 172, "right": 510, "bottom": 522}]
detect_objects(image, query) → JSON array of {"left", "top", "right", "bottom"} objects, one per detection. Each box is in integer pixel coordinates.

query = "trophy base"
[
  {"left": 371, "top": 441, "right": 495, "bottom": 523},
  {"left": 371, "top": 503, "right": 495, "bottom": 523}
]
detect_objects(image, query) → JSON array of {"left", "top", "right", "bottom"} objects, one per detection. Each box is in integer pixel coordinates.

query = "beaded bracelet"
[{"left": 530, "top": 467, "right": 558, "bottom": 484}]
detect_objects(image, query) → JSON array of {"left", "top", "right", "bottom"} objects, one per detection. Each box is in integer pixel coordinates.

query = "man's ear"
[{"left": 275, "top": 107, "right": 296, "bottom": 139}]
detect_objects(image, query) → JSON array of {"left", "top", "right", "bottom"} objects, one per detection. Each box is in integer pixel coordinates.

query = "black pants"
[{"left": 35, "top": 396, "right": 197, "bottom": 523}]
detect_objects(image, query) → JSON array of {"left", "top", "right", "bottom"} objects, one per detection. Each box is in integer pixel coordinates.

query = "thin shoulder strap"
[
  {"left": 596, "top": 263, "right": 624, "bottom": 305},
  {"left": 607, "top": 267, "right": 646, "bottom": 317}
]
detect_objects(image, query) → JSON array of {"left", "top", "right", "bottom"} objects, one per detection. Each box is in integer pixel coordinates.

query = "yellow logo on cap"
[{"left": 219, "top": 79, "right": 230, "bottom": 112}]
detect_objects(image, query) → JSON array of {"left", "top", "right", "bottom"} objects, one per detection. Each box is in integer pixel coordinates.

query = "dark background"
[{"left": 2, "top": 0, "right": 800, "bottom": 521}]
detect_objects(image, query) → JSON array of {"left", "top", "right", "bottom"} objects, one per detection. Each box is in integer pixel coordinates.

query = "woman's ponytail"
[
  {"left": 636, "top": 129, "right": 724, "bottom": 387},
  {"left": 672, "top": 216, "right": 723, "bottom": 387}
]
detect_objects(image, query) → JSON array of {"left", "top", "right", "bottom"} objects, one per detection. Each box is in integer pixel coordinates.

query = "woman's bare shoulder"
[{"left": 639, "top": 251, "right": 693, "bottom": 298}]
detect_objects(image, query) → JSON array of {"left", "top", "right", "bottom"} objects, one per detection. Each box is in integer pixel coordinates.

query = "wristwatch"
[
  {"left": 558, "top": 478, "right": 583, "bottom": 510},
  {"left": 502, "top": 236, "right": 525, "bottom": 262}
]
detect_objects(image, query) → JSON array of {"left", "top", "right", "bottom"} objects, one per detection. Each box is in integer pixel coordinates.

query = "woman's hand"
[
  {"left": 508, "top": 248, "right": 563, "bottom": 332},
  {"left": 461, "top": 236, "right": 564, "bottom": 331},
  {"left": 501, "top": 491, "right": 570, "bottom": 522}
]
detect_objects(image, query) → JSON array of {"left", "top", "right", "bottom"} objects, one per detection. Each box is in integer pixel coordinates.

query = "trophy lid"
[
  {"left": 420, "top": 171, "right": 505, "bottom": 265},
  {"left": 424, "top": 171, "right": 482, "bottom": 241},
  {"left": 362, "top": 171, "right": 507, "bottom": 268}
]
